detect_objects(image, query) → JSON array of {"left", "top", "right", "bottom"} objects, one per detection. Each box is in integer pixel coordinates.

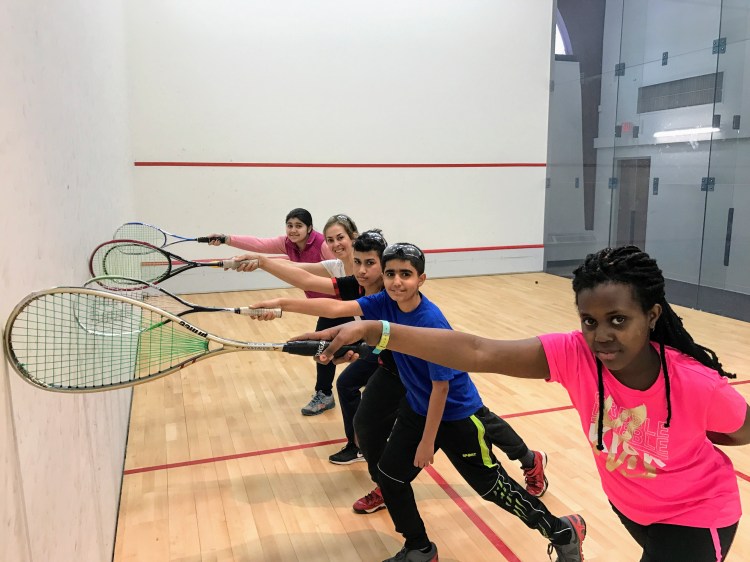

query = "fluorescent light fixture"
[{"left": 653, "top": 126, "right": 720, "bottom": 138}]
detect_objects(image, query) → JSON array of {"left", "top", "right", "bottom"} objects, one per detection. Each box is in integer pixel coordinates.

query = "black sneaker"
[
  {"left": 329, "top": 442, "right": 365, "bottom": 465},
  {"left": 382, "top": 542, "right": 438, "bottom": 562}
]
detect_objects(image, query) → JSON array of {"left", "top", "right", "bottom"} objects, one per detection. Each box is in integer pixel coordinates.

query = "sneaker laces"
[{"left": 308, "top": 391, "right": 325, "bottom": 406}]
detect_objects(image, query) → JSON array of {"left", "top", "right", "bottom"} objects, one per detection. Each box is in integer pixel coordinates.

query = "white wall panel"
[{"left": 1, "top": 1, "right": 134, "bottom": 560}]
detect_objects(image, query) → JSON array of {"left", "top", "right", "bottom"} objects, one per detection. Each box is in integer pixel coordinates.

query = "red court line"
[
  {"left": 134, "top": 161, "right": 547, "bottom": 168},
  {"left": 730, "top": 380, "right": 750, "bottom": 386},
  {"left": 502, "top": 405, "right": 575, "bottom": 419},
  {"left": 155, "top": 245, "right": 545, "bottom": 266},
  {"left": 425, "top": 465, "right": 521, "bottom": 562},
  {"left": 424, "top": 244, "right": 544, "bottom": 254},
  {"left": 122, "top": 437, "right": 347, "bottom": 475},
  {"left": 124, "top": 406, "right": 575, "bottom": 475},
  {"left": 122, "top": 400, "right": 748, "bottom": 558}
]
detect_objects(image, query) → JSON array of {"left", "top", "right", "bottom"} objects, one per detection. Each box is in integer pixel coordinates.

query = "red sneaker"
[
  {"left": 352, "top": 487, "right": 386, "bottom": 514},
  {"left": 523, "top": 450, "right": 549, "bottom": 497},
  {"left": 547, "top": 514, "right": 586, "bottom": 562}
]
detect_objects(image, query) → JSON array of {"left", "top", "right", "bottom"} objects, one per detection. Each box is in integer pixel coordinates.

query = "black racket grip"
[
  {"left": 282, "top": 340, "right": 370, "bottom": 359},
  {"left": 196, "top": 235, "right": 227, "bottom": 244}
]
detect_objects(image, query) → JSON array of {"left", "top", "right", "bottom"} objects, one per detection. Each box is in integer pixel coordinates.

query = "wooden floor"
[{"left": 113, "top": 273, "right": 750, "bottom": 562}]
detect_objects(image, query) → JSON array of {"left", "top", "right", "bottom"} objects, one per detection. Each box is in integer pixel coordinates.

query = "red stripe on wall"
[
  {"left": 134, "top": 161, "right": 547, "bottom": 168},
  {"left": 423, "top": 244, "right": 544, "bottom": 253},
  {"left": 424, "top": 465, "right": 522, "bottom": 562},
  {"left": 172, "top": 245, "right": 545, "bottom": 264}
]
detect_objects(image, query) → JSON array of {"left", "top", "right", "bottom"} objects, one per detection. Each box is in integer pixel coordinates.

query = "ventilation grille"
[{"left": 637, "top": 72, "right": 723, "bottom": 113}]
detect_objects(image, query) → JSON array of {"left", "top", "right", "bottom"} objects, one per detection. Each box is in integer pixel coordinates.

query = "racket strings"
[
  {"left": 86, "top": 280, "right": 194, "bottom": 316},
  {"left": 91, "top": 242, "right": 171, "bottom": 284},
  {"left": 114, "top": 223, "right": 166, "bottom": 247},
  {"left": 8, "top": 292, "right": 208, "bottom": 390}
]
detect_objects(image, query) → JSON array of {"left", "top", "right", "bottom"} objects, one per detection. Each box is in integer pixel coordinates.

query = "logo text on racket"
[{"left": 179, "top": 320, "right": 207, "bottom": 338}]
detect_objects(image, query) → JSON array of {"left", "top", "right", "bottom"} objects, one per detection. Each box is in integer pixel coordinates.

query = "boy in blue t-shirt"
[{"left": 253, "top": 243, "right": 584, "bottom": 562}]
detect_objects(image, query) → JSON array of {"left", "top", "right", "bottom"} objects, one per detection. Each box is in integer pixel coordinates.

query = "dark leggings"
[
  {"left": 377, "top": 402, "right": 567, "bottom": 549},
  {"left": 353, "top": 367, "right": 532, "bottom": 485},
  {"left": 353, "top": 366, "right": 405, "bottom": 483},
  {"left": 611, "top": 503, "right": 738, "bottom": 562},
  {"left": 336, "top": 352, "right": 379, "bottom": 443},
  {"left": 313, "top": 316, "right": 353, "bottom": 394}
]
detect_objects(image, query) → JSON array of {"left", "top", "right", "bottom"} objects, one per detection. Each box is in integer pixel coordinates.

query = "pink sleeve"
[
  {"left": 538, "top": 332, "right": 586, "bottom": 386},
  {"left": 705, "top": 377, "right": 748, "bottom": 433},
  {"left": 320, "top": 242, "right": 335, "bottom": 260},
  {"left": 228, "top": 234, "right": 287, "bottom": 254}
]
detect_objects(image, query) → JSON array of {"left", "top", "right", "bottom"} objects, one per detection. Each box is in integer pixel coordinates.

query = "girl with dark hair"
[
  {"left": 209, "top": 208, "right": 335, "bottom": 288},
  {"left": 209, "top": 210, "right": 359, "bottom": 415},
  {"left": 305, "top": 245, "right": 750, "bottom": 562}
]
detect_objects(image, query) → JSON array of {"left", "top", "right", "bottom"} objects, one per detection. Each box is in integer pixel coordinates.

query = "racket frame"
[
  {"left": 88, "top": 239, "right": 248, "bottom": 285},
  {"left": 4, "top": 287, "right": 350, "bottom": 393},
  {"left": 114, "top": 221, "right": 225, "bottom": 248},
  {"left": 84, "top": 275, "right": 281, "bottom": 319}
]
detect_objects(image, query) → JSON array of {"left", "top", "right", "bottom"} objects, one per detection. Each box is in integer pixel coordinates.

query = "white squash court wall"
[
  {"left": 1, "top": 2, "right": 133, "bottom": 561},
  {"left": 1, "top": 2, "right": 553, "bottom": 560},
  {"left": 126, "top": 0, "right": 554, "bottom": 294}
]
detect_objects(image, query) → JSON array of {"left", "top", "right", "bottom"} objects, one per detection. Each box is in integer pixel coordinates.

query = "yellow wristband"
[{"left": 372, "top": 320, "right": 390, "bottom": 355}]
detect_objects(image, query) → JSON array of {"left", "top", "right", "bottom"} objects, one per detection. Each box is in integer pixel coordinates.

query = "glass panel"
[
  {"left": 544, "top": 0, "right": 750, "bottom": 323},
  {"left": 544, "top": 3, "right": 607, "bottom": 276},
  {"left": 699, "top": 0, "right": 750, "bottom": 319},
  {"left": 610, "top": 0, "right": 721, "bottom": 309}
]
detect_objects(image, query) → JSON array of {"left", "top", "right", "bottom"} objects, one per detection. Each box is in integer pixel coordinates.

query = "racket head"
[
  {"left": 84, "top": 275, "right": 195, "bottom": 316},
  {"left": 3, "top": 287, "right": 210, "bottom": 392},
  {"left": 114, "top": 222, "right": 167, "bottom": 247},
  {"left": 89, "top": 240, "right": 172, "bottom": 286}
]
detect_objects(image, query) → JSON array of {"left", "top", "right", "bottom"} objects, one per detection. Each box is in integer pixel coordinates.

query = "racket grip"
[
  {"left": 222, "top": 258, "right": 259, "bottom": 270},
  {"left": 197, "top": 235, "right": 227, "bottom": 244},
  {"left": 282, "top": 340, "right": 370, "bottom": 359},
  {"left": 236, "top": 307, "right": 282, "bottom": 318}
]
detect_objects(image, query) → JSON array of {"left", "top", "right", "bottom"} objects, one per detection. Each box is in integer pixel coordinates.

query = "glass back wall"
[{"left": 545, "top": 0, "right": 750, "bottom": 321}]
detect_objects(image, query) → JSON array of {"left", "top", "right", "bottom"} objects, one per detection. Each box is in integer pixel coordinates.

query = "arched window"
[{"left": 555, "top": 8, "right": 572, "bottom": 55}]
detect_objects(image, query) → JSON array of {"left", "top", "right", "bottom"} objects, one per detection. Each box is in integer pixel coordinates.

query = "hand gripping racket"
[
  {"left": 3, "top": 287, "right": 369, "bottom": 392},
  {"left": 114, "top": 222, "right": 226, "bottom": 248},
  {"left": 84, "top": 275, "right": 281, "bottom": 321},
  {"left": 89, "top": 240, "right": 254, "bottom": 288}
]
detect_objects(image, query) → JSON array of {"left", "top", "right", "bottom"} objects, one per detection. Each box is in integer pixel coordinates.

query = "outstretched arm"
[
  {"left": 257, "top": 256, "right": 336, "bottom": 295},
  {"left": 253, "top": 296, "right": 362, "bottom": 319},
  {"left": 282, "top": 260, "right": 334, "bottom": 277},
  {"left": 231, "top": 253, "right": 334, "bottom": 278},
  {"left": 295, "top": 320, "right": 551, "bottom": 379}
]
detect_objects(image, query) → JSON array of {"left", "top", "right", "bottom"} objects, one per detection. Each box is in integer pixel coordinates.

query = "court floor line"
[
  {"left": 424, "top": 465, "right": 522, "bottom": 562},
  {"left": 123, "top": 438, "right": 523, "bottom": 560},
  {"left": 123, "top": 385, "right": 748, "bottom": 475},
  {"left": 123, "top": 437, "right": 347, "bottom": 475},
  {"left": 121, "top": 392, "right": 748, "bottom": 562}
]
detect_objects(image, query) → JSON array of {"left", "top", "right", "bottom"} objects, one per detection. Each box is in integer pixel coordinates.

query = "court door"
[{"left": 615, "top": 157, "right": 651, "bottom": 249}]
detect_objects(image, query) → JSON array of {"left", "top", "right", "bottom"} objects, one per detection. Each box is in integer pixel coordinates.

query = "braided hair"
[{"left": 571, "top": 246, "right": 734, "bottom": 451}]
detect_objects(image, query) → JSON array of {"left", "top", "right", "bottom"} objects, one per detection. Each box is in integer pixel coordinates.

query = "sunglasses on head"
[
  {"left": 382, "top": 243, "right": 425, "bottom": 262},
  {"left": 359, "top": 231, "right": 386, "bottom": 243}
]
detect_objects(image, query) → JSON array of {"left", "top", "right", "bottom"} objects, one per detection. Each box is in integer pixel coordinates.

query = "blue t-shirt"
[{"left": 356, "top": 291, "right": 483, "bottom": 420}]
